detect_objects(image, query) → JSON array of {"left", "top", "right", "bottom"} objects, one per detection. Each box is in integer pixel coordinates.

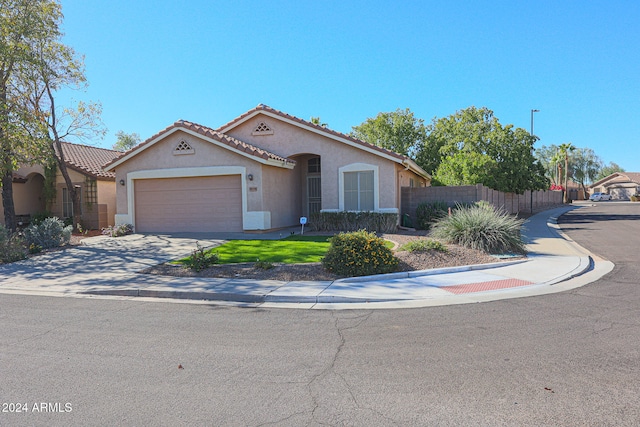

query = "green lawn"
[{"left": 181, "top": 235, "right": 332, "bottom": 264}]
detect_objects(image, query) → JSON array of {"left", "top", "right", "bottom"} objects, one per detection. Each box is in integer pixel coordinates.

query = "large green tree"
[
  {"left": 571, "top": 147, "right": 602, "bottom": 197},
  {"left": 429, "top": 106, "right": 548, "bottom": 194},
  {"left": 351, "top": 108, "right": 427, "bottom": 160},
  {"left": 1, "top": 0, "right": 60, "bottom": 230},
  {"left": 9, "top": 0, "right": 105, "bottom": 230},
  {"left": 595, "top": 161, "right": 625, "bottom": 181}
]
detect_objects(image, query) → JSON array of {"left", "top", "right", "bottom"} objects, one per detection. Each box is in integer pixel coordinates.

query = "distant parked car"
[{"left": 589, "top": 192, "right": 611, "bottom": 201}]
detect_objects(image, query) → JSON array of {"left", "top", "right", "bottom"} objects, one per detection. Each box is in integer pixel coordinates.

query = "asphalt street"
[{"left": 1, "top": 202, "right": 639, "bottom": 426}]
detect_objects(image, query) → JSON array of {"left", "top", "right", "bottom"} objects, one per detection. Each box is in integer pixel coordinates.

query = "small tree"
[
  {"left": 17, "top": 36, "right": 106, "bottom": 230},
  {"left": 112, "top": 130, "right": 140, "bottom": 152}
]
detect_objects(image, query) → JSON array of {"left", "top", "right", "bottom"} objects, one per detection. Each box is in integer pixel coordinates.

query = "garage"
[{"left": 134, "top": 175, "right": 243, "bottom": 232}]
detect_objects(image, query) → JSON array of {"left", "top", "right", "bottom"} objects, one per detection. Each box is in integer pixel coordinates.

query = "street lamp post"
[{"left": 530, "top": 109, "right": 540, "bottom": 136}]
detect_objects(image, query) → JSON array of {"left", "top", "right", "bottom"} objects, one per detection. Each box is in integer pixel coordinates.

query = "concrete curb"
[{"left": 335, "top": 259, "right": 528, "bottom": 283}]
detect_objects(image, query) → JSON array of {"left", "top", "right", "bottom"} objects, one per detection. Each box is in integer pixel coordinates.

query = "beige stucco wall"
[
  {"left": 0, "top": 165, "right": 46, "bottom": 225},
  {"left": 226, "top": 116, "right": 403, "bottom": 211},
  {"left": 98, "top": 180, "right": 116, "bottom": 226},
  {"left": 262, "top": 165, "right": 300, "bottom": 228}
]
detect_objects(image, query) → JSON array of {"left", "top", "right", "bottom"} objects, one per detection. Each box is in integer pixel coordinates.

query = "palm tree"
[
  {"left": 557, "top": 143, "right": 576, "bottom": 203},
  {"left": 551, "top": 151, "right": 564, "bottom": 185}
]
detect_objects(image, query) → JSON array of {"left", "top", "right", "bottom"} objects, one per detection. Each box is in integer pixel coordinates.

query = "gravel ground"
[{"left": 142, "top": 231, "right": 508, "bottom": 281}]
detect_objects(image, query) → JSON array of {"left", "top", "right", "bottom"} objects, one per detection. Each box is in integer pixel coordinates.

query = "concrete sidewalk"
[{"left": 0, "top": 206, "right": 613, "bottom": 309}]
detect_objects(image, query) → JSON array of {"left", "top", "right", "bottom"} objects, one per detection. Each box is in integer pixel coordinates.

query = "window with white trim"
[
  {"left": 62, "top": 187, "right": 81, "bottom": 218},
  {"left": 344, "top": 171, "right": 374, "bottom": 211}
]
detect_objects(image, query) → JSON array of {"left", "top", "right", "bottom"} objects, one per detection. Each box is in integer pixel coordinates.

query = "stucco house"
[
  {"left": 1, "top": 142, "right": 120, "bottom": 229},
  {"left": 589, "top": 172, "right": 640, "bottom": 200},
  {"left": 104, "top": 104, "right": 430, "bottom": 233}
]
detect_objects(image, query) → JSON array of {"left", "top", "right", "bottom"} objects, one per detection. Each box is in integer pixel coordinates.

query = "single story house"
[
  {"left": 104, "top": 104, "right": 431, "bottom": 233},
  {"left": 1, "top": 142, "right": 120, "bottom": 229},
  {"left": 589, "top": 172, "right": 640, "bottom": 200}
]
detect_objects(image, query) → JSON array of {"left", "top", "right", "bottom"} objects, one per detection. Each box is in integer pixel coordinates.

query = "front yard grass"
[{"left": 178, "top": 235, "right": 332, "bottom": 265}]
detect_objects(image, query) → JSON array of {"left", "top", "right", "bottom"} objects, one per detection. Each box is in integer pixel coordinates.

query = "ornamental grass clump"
[
  {"left": 322, "top": 230, "right": 398, "bottom": 277},
  {"left": 431, "top": 203, "right": 526, "bottom": 254}
]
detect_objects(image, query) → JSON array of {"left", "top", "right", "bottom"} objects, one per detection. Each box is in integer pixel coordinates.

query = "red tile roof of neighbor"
[
  {"left": 57, "top": 142, "right": 119, "bottom": 180},
  {"left": 217, "top": 104, "right": 407, "bottom": 161},
  {"left": 624, "top": 172, "right": 640, "bottom": 182}
]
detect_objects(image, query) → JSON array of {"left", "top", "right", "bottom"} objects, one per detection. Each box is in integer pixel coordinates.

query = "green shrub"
[
  {"left": 322, "top": 229, "right": 398, "bottom": 277},
  {"left": 183, "top": 242, "right": 219, "bottom": 272},
  {"left": 0, "top": 225, "right": 27, "bottom": 263},
  {"left": 23, "top": 217, "right": 72, "bottom": 249},
  {"left": 309, "top": 211, "right": 398, "bottom": 233},
  {"left": 254, "top": 259, "right": 274, "bottom": 270},
  {"left": 431, "top": 203, "right": 526, "bottom": 254},
  {"left": 101, "top": 224, "right": 134, "bottom": 237},
  {"left": 398, "top": 239, "right": 448, "bottom": 253},
  {"left": 30, "top": 211, "right": 53, "bottom": 226},
  {"left": 28, "top": 243, "right": 42, "bottom": 254},
  {"left": 415, "top": 201, "right": 449, "bottom": 230}
]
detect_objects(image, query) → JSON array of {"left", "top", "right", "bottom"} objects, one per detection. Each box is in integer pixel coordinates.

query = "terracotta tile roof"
[
  {"left": 590, "top": 171, "right": 640, "bottom": 188},
  {"left": 104, "top": 120, "right": 297, "bottom": 169},
  {"left": 176, "top": 120, "right": 296, "bottom": 164},
  {"left": 216, "top": 103, "right": 406, "bottom": 161},
  {"left": 56, "top": 142, "right": 119, "bottom": 180},
  {"left": 623, "top": 172, "right": 640, "bottom": 183}
]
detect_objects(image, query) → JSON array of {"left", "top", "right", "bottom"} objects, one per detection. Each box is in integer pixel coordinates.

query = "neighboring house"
[
  {"left": 589, "top": 172, "right": 640, "bottom": 200},
  {"left": 104, "top": 104, "right": 430, "bottom": 233},
  {"left": 0, "top": 142, "right": 120, "bottom": 229}
]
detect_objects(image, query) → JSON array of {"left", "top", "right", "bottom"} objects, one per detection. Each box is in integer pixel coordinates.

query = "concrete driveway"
[{"left": 0, "top": 234, "right": 223, "bottom": 295}]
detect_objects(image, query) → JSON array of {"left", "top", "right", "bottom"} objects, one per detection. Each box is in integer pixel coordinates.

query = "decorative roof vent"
[
  {"left": 252, "top": 121, "right": 274, "bottom": 135},
  {"left": 173, "top": 140, "right": 194, "bottom": 155}
]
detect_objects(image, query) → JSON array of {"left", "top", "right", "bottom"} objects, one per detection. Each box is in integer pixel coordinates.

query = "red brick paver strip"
[{"left": 442, "top": 278, "right": 534, "bottom": 295}]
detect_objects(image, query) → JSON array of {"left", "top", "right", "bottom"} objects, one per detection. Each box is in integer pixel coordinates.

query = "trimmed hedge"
[
  {"left": 322, "top": 230, "right": 398, "bottom": 277},
  {"left": 415, "top": 201, "right": 449, "bottom": 230},
  {"left": 310, "top": 211, "right": 398, "bottom": 233}
]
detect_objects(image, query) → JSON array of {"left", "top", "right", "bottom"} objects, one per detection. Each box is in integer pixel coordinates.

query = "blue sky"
[{"left": 59, "top": 0, "right": 639, "bottom": 172}]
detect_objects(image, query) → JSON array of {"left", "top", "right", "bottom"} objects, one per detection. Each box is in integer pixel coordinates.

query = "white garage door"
[{"left": 134, "top": 176, "right": 243, "bottom": 232}]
